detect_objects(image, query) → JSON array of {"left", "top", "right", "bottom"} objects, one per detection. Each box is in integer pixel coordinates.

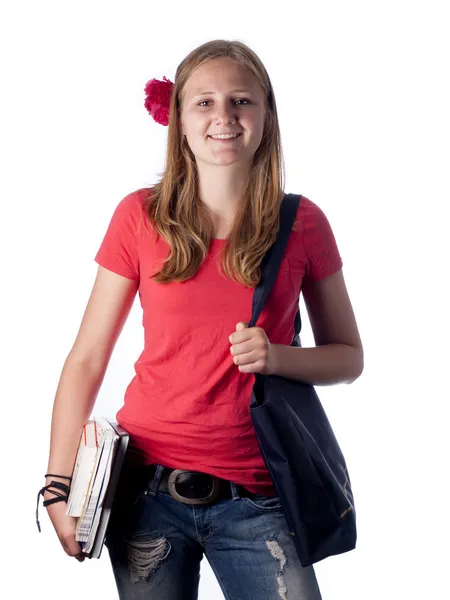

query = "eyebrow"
[{"left": 192, "top": 89, "right": 254, "bottom": 97}]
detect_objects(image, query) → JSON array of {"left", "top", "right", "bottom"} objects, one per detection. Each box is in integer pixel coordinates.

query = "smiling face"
[{"left": 180, "top": 57, "right": 266, "bottom": 169}]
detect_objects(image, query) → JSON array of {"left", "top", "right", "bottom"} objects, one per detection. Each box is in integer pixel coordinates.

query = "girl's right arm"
[{"left": 44, "top": 265, "right": 139, "bottom": 560}]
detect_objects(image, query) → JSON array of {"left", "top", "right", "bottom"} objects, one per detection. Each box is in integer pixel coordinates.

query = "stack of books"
[{"left": 66, "top": 418, "right": 129, "bottom": 558}]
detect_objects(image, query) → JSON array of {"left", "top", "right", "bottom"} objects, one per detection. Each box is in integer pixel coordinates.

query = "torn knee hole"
[
  {"left": 266, "top": 539, "right": 288, "bottom": 600},
  {"left": 126, "top": 534, "right": 171, "bottom": 583}
]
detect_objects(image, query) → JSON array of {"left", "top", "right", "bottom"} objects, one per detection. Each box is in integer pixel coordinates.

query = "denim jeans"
[{"left": 105, "top": 465, "right": 322, "bottom": 600}]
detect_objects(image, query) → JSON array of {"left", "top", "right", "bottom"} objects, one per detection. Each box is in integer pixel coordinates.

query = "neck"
[{"left": 197, "top": 162, "right": 251, "bottom": 236}]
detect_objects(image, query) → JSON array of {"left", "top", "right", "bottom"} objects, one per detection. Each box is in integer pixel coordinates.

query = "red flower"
[{"left": 144, "top": 76, "right": 174, "bottom": 126}]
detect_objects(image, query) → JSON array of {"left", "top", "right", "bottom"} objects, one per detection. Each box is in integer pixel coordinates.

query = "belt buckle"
[{"left": 167, "top": 469, "right": 221, "bottom": 506}]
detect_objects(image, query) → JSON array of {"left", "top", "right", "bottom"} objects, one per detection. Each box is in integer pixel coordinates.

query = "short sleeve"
[
  {"left": 300, "top": 197, "right": 343, "bottom": 281},
  {"left": 94, "top": 191, "right": 142, "bottom": 281}
]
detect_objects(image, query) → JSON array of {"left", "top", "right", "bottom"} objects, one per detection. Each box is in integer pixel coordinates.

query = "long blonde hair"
[{"left": 145, "top": 39, "right": 285, "bottom": 287}]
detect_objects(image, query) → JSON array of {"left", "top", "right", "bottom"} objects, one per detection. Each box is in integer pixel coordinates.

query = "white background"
[{"left": 1, "top": 1, "right": 449, "bottom": 598}]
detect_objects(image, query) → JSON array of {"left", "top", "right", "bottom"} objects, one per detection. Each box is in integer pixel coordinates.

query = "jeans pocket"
[
  {"left": 242, "top": 494, "right": 283, "bottom": 512},
  {"left": 109, "top": 478, "right": 146, "bottom": 532}
]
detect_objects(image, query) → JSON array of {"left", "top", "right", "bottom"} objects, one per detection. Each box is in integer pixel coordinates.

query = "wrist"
[
  {"left": 37, "top": 473, "right": 72, "bottom": 532},
  {"left": 269, "top": 344, "right": 282, "bottom": 376},
  {"left": 43, "top": 474, "right": 72, "bottom": 505},
  {"left": 43, "top": 488, "right": 68, "bottom": 503},
  {"left": 45, "top": 474, "right": 72, "bottom": 487}
]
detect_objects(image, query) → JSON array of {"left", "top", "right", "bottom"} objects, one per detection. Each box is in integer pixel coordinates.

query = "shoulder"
[
  {"left": 295, "top": 195, "right": 332, "bottom": 232},
  {"left": 287, "top": 194, "right": 337, "bottom": 245},
  {"left": 285, "top": 193, "right": 343, "bottom": 278},
  {"left": 108, "top": 187, "right": 154, "bottom": 231},
  {"left": 116, "top": 187, "right": 153, "bottom": 214}
]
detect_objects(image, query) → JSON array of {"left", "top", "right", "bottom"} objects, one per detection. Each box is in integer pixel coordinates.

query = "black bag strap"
[{"left": 249, "top": 193, "right": 302, "bottom": 344}]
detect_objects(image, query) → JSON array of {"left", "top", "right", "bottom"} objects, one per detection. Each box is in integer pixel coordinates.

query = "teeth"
[{"left": 210, "top": 133, "right": 240, "bottom": 139}]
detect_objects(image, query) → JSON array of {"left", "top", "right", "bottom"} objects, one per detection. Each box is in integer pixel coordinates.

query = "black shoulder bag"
[{"left": 249, "top": 193, "right": 357, "bottom": 567}]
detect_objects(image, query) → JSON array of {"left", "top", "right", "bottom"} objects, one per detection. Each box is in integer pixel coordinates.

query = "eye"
[{"left": 197, "top": 98, "right": 250, "bottom": 107}]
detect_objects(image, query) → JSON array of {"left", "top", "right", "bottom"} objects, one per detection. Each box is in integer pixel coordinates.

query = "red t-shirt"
[{"left": 94, "top": 188, "right": 343, "bottom": 495}]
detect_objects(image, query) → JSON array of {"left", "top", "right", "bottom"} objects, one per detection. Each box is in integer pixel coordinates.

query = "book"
[
  {"left": 75, "top": 418, "right": 116, "bottom": 544},
  {"left": 66, "top": 421, "right": 100, "bottom": 517},
  {"left": 66, "top": 418, "right": 129, "bottom": 559}
]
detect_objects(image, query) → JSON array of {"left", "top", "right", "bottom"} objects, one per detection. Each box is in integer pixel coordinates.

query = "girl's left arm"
[{"left": 271, "top": 269, "right": 364, "bottom": 386}]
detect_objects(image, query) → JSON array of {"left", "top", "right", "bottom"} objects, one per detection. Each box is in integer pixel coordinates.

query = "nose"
[{"left": 215, "top": 102, "right": 237, "bottom": 126}]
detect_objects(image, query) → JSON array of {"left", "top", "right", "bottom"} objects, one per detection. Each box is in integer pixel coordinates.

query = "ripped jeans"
[{"left": 105, "top": 465, "right": 323, "bottom": 600}]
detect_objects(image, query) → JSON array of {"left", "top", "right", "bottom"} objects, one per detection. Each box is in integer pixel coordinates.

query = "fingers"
[
  {"left": 47, "top": 503, "right": 85, "bottom": 562},
  {"left": 230, "top": 340, "right": 255, "bottom": 357},
  {"left": 60, "top": 530, "right": 85, "bottom": 561},
  {"left": 234, "top": 350, "right": 268, "bottom": 368},
  {"left": 230, "top": 323, "right": 254, "bottom": 344}
]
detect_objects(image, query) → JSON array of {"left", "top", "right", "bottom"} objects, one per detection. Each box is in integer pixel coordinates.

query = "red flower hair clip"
[{"left": 144, "top": 76, "right": 174, "bottom": 126}]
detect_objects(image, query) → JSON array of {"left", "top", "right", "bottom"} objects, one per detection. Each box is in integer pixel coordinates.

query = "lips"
[{"left": 208, "top": 133, "right": 242, "bottom": 140}]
